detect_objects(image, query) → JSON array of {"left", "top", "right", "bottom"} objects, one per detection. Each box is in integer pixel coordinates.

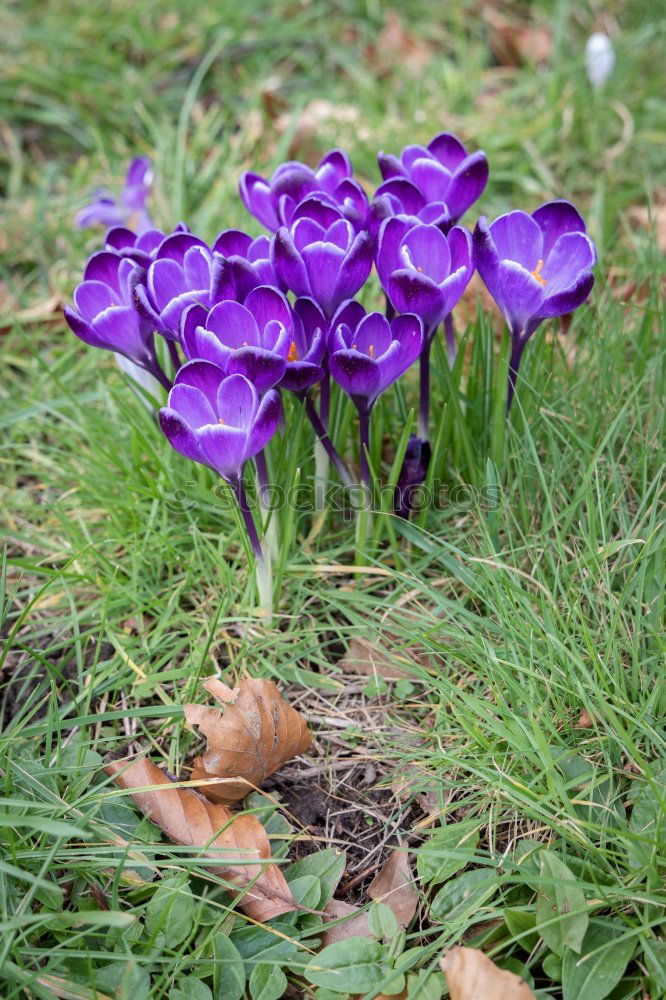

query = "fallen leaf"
[
  {"left": 440, "top": 946, "right": 536, "bottom": 999},
  {"left": 339, "top": 637, "right": 410, "bottom": 679},
  {"left": 368, "top": 8, "right": 435, "bottom": 77},
  {"left": 185, "top": 676, "right": 312, "bottom": 805},
  {"left": 320, "top": 899, "right": 371, "bottom": 946},
  {"left": 576, "top": 709, "right": 596, "bottom": 728},
  {"left": 104, "top": 756, "right": 297, "bottom": 921},
  {"left": 482, "top": 6, "right": 552, "bottom": 67},
  {"left": 368, "top": 849, "right": 418, "bottom": 927}
]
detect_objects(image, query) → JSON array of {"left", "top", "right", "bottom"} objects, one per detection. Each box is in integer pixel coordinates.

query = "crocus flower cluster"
[{"left": 66, "top": 134, "right": 597, "bottom": 601}]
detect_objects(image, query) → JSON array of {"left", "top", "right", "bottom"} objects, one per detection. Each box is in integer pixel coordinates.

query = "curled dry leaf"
[
  {"left": 185, "top": 676, "right": 312, "bottom": 805},
  {"left": 321, "top": 899, "right": 371, "bottom": 946},
  {"left": 440, "top": 946, "right": 536, "bottom": 1000},
  {"left": 104, "top": 756, "right": 297, "bottom": 922},
  {"left": 368, "top": 849, "right": 418, "bottom": 927}
]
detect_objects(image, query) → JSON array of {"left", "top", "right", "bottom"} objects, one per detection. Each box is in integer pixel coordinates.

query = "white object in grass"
[{"left": 585, "top": 32, "right": 615, "bottom": 90}]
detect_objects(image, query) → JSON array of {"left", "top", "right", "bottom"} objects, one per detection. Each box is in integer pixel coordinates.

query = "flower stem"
[
  {"left": 418, "top": 336, "right": 432, "bottom": 441},
  {"left": 357, "top": 402, "right": 372, "bottom": 496},
  {"left": 303, "top": 394, "right": 354, "bottom": 488},
  {"left": 507, "top": 336, "right": 524, "bottom": 413},
  {"left": 444, "top": 313, "right": 456, "bottom": 366},
  {"left": 255, "top": 450, "right": 279, "bottom": 561},
  {"left": 231, "top": 475, "right": 272, "bottom": 619}
]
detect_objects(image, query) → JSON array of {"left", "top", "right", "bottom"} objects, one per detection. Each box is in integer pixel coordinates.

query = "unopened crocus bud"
[{"left": 585, "top": 33, "right": 615, "bottom": 90}]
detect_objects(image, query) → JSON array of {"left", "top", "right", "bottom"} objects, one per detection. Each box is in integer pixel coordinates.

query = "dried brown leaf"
[
  {"left": 104, "top": 756, "right": 296, "bottom": 922},
  {"left": 576, "top": 709, "right": 596, "bottom": 728},
  {"left": 440, "top": 946, "right": 536, "bottom": 999},
  {"left": 368, "top": 9, "right": 435, "bottom": 76},
  {"left": 185, "top": 676, "right": 312, "bottom": 805},
  {"left": 368, "top": 849, "right": 417, "bottom": 927},
  {"left": 321, "top": 899, "right": 371, "bottom": 946},
  {"left": 483, "top": 6, "right": 552, "bottom": 67}
]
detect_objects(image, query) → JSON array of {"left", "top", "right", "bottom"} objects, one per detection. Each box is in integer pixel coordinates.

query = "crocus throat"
[
  {"left": 531, "top": 259, "right": 547, "bottom": 286},
  {"left": 368, "top": 344, "right": 375, "bottom": 358},
  {"left": 288, "top": 340, "right": 298, "bottom": 362}
]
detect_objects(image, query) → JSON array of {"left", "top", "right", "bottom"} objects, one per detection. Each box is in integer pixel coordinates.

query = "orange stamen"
[
  {"left": 368, "top": 344, "right": 375, "bottom": 359},
  {"left": 531, "top": 259, "right": 547, "bottom": 286},
  {"left": 288, "top": 340, "right": 298, "bottom": 362}
]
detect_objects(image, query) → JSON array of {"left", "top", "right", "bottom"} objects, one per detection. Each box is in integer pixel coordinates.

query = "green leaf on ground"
[{"left": 536, "top": 851, "right": 588, "bottom": 955}]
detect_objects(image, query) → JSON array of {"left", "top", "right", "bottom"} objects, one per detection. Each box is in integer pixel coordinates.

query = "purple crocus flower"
[
  {"left": 64, "top": 251, "right": 170, "bottom": 390},
  {"left": 180, "top": 286, "right": 293, "bottom": 394},
  {"left": 212, "top": 229, "right": 277, "bottom": 302},
  {"left": 134, "top": 232, "right": 223, "bottom": 340},
  {"left": 376, "top": 219, "right": 474, "bottom": 335},
  {"left": 329, "top": 311, "right": 423, "bottom": 407},
  {"left": 371, "top": 133, "right": 488, "bottom": 235},
  {"left": 76, "top": 156, "right": 154, "bottom": 234},
  {"left": 473, "top": 200, "right": 596, "bottom": 408},
  {"left": 103, "top": 222, "right": 190, "bottom": 267},
  {"left": 159, "top": 363, "right": 281, "bottom": 484},
  {"left": 272, "top": 199, "right": 372, "bottom": 318},
  {"left": 240, "top": 149, "right": 368, "bottom": 233},
  {"left": 329, "top": 310, "right": 423, "bottom": 488}
]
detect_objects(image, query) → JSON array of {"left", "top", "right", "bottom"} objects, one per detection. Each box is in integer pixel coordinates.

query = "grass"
[{"left": 1, "top": 0, "right": 666, "bottom": 997}]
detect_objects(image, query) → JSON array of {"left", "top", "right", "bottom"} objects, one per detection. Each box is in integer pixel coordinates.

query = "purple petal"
[
  {"left": 104, "top": 227, "right": 137, "bottom": 251},
  {"left": 183, "top": 246, "right": 212, "bottom": 291},
  {"left": 330, "top": 298, "right": 366, "bottom": 334},
  {"left": 377, "top": 152, "right": 407, "bottom": 181},
  {"left": 401, "top": 144, "right": 430, "bottom": 171},
  {"left": 445, "top": 151, "right": 489, "bottom": 221},
  {"left": 316, "top": 148, "right": 352, "bottom": 191},
  {"left": 174, "top": 360, "right": 224, "bottom": 409},
  {"left": 226, "top": 348, "right": 287, "bottom": 394},
  {"left": 239, "top": 172, "right": 279, "bottom": 231},
  {"left": 215, "top": 372, "right": 258, "bottom": 430},
  {"left": 388, "top": 270, "right": 445, "bottom": 331},
  {"left": 497, "top": 260, "right": 547, "bottom": 334},
  {"left": 168, "top": 383, "right": 217, "bottom": 430},
  {"left": 182, "top": 325, "right": 232, "bottom": 369},
  {"left": 291, "top": 195, "right": 344, "bottom": 230},
  {"left": 76, "top": 197, "right": 124, "bottom": 230},
  {"left": 64, "top": 306, "right": 102, "bottom": 349},
  {"left": 390, "top": 313, "right": 424, "bottom": 367},
  {"left": 427, "top": 132, "right": 468, "bottom": 171},
  {"left": 280, "top": 361, "right": 324, "bottom": 393},
  {"left": 148, "top": 259, "right": 185, "bottom": 312},
  {"left": 293, "top": 296, "right": 327, "bottom": 342},
  {"left": 331, "top": 232, "right": 373, "bottom": 314},
  {"left": 352, "top": 312, "right": 392, "bottom": 358},
  {"left": 472, "top": 217, "right": 503, "bottom": 306},
  {"left": 247, "top": 389, "right": 283, "bottom": 457},
  {"left": 125, "top": 156, "right": 152, "bottom": 190},
  {"left": 272, "top": 228, "right": 311, "bottom": 298},
  {"left": 180, "top": 303, "right": 210, "bottom": 353},
  {"left": 538, "top": 272, "right": 594, "bottom": 319},
  {"left": 93, "top": 306, "right": 148, "bottom": 360},
  {"left": 159, "top": 408, "right": 208, "bottom": 466},
  {"left": 74, "top": 281, "right": 118, "bottom": 321},
  {"left": 374, "top": 177, "right": 426, "bottom": 217},
  {"left": 132, "top": 282, "right": 162, "bottom": 329},
  {"left": 206, "top": 300, "right": 260, "bottom": 349},
  {"left": 409, "top": 157, "right": 452, "bottom": 203},
  {"left": 329, "top": 351, "right": 381, "bottom": 399},
  {"left": 83, "top": 252, "right": 122, "bottom": 292},
  {"left": 532, "top": 200, "right": 589, "bottom": 259},
  {"left": 245, "top": 285, "right": 293, "bottom": 331},
  {"left": 541, "top": 232, "right": 597, "bottom": 296},
  {"left": 400, "top": 224, "right": 451, "bottom": 283},
  {"left": 156, "top": 232, "right": 207, "bottom": 265},
  {"left": 375, "top": 216, "right": 415, "bottom": 288},
  {"left": 213, "top": 229, "right": 253, "bottom": 258},
  {"left": 197, "top": 423, "right": 248, "bottom": 481},
  {"left": 302, "top": 243, "right": 346, "bottom": 316},
  {"left": 489, "top": 211, "right": 543, "bottom": 270}
]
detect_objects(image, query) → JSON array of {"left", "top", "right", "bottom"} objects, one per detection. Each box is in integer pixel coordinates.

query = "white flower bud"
[{"left": 585, "top": 32, "right": 615, "bottom": 90}]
